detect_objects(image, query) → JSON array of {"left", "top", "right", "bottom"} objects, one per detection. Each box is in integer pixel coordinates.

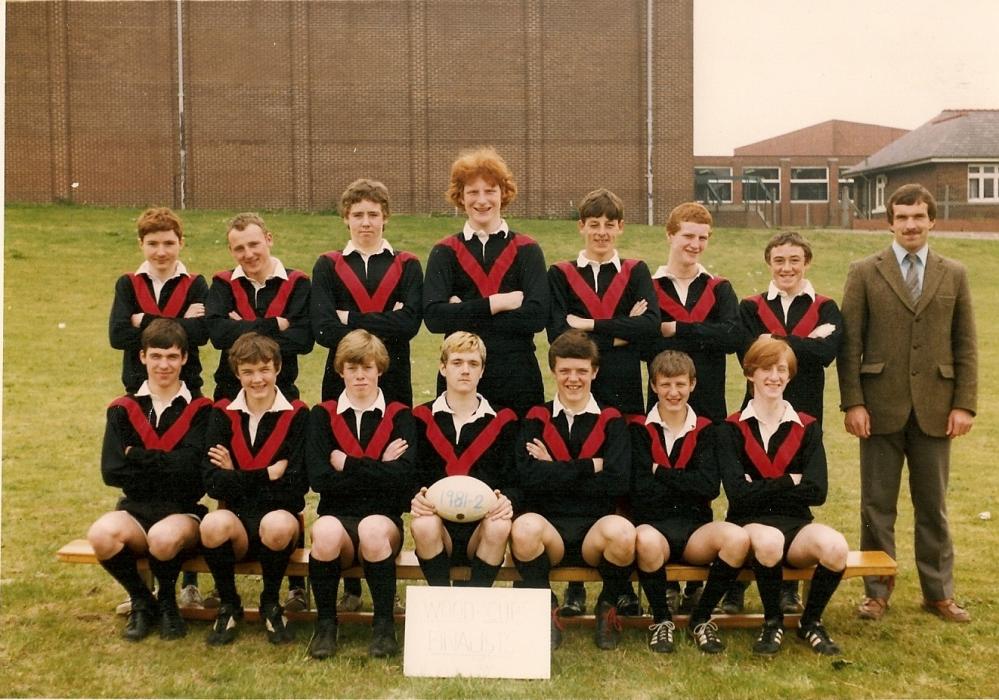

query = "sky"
[{"left": 693, "top": 0, "right": 999, "bottom": 154}]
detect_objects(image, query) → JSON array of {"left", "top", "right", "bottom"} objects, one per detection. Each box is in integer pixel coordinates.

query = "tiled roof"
[
  {"left": 733, "top": 119, "right": 908, "bottom": 158},
  {"left": 846, "top": 110, "right": 999, "bottom": 175}
]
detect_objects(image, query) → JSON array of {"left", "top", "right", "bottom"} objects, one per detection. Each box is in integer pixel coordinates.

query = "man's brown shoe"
[
  {"left": 921, "top": 599, "right": 971, "bottom": 623},
  {"left": 856, "top": 597, "right": 888, "bottom": 621}
]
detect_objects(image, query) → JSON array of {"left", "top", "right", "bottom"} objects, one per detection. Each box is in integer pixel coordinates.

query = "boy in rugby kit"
[
  {"left": 718, "top": 337, "right": 848, "bottom": 656},
  {"left": 311, "top": 178, "right": 423, "bottom": 405},
  {"left": 630, "top": 350, "right": 749, "bottom": 654},
  {"left": 732, "top": 231, "right": 843, "bottom": 614},
  {"left": 304, "top": 330, "right": 417, "bottom": 659},
  {"left": 109, "top": 207, "right": 209, "bottom": 396},
  {"left": 410, "top": 332, "right": 520, "bottom": 589},
  {"left": 108, "top": 207, "right": 209, "bottom": 606},
  {"left": 548, "top": 188, "right": 659, "bottom": 415},
  {"left": 88, "top": 319, "right": 211, "bottom": 641},
  {"left": 423, "top": 146, "right": 549, "bottom": 416},
  {"left": 199, "top": 333, "right": 309, "bottom": 646},
  {"left": 510, "top": 330, "right": 634, "bottom": 651},
  {"left": 206, "top": 212, "right": 313, "bottom": 401}
]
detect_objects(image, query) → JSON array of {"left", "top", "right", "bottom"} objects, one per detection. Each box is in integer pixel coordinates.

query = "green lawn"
[{"left": 3, "top": 203, "right": 998, "bottom": 698}]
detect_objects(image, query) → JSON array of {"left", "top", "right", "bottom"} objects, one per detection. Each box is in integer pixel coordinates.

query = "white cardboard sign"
[{"left": 403, "top": 586, "right": 551, "bottom": 679}]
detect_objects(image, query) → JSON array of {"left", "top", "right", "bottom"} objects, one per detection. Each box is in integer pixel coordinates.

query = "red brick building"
[
  {"left": 694, "top": 120, "right": 908, "bottom": 228},
  {"left": 5, "top": 0, "right": 694, "bottom": 221},
  {"left": 847, "top": 110, "right": 999, "bottom": 231}
]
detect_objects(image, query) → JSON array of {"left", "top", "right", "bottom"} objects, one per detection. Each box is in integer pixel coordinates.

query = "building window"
[
  {"left": 742, "top": 167, "right": 780, "bottom": 202},
  {"left": 694, "top": 167, "right": 733, "bottom": 203},
  {"left": 968, "top": 164, "right": 999, "bottom": 201},
  {"left": 874, "top": 175, "right": 887, "bottom": 213},
  {"left": 790, "top": 167, "right": 828, "bottom": 202}
]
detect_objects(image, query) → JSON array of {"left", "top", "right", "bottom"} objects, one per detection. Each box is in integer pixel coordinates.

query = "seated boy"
[
  {"left": 510, "top": 330, "right": 634, "bottom": 651},
  {"left": 206, "top": 212, "right": 313, "bottom": 401},
  {"left": 304, "top": 330, "right": 417, "bottom": 660},
  {"left": 109, "top": 206, "right": 209, "bottom": 397},
  {"left": 88, "top": 319, "right": 212, "bottom": 641},
  {"left": 423, "top": 146, "right": 549, "bottom": 416},
  {"left": 410, "top": 331, "right": 520, "bottom": 589},
  {"left": 199, "top": 332, "right": 309, "bottom": 646},
  {"left": 548, "top": 188, "right": 659, "bottom": 416},
  {"left": 630, "top": 350, "right": 749, "bottom": 654}
]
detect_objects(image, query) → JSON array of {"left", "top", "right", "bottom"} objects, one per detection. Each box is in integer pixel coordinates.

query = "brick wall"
[{"left": 6, "top": 0, "right": 693, "bottom": 221}]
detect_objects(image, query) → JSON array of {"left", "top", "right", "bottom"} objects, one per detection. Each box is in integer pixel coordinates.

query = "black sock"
[
  {"left": 99, "top": 548, "right": 153, "bottom": 604},
  {"left": 258, "top": 543, "right": 295, "bottom": 610},
  {"left": 363, "top": 554, "right": 397, "bottom": 626},
  {"left": 638, "top": 566, "right": 670, "bottom": 622},
  {"left": 752, "top": 559, "right": 785, "bottom": 623},
  {"left": 148, "top": 554, "right": 183, "bottom": 607},
  {"left": 801, "top": 564, "right": 844, "bottom": 627},
  {"left": 597, "top": 558, "right": 633, "bottom": 606},
  {"left": 344, "top": 577, "right": 363, "bottom": 597},
  {"left": 417, "top": 550, "right": 452, "bottom": 587},
  {"left": 308, "top": 555, "right": 342, "bottom": 622},
  {"left": 691, "top": 557, "right": 741, "bottom": 626},
  {"left": 202, "top": 542, "right": 239, "bottom": 608},
  {"left": 514, "top": 552, "right": 551, "bottom": 590},
  {"left": 469, "top": 555, "right": 501, "bottom": 588}
]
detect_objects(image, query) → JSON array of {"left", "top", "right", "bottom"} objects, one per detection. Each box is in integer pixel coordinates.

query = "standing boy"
[
  {"left": 839, "top": 184, "right": 976, "bottom": 623},
  {"left": 510, "top": 330, "right": 634, "bottom": 651},
  {"left": 423, "top": 146, "right": 549, "bottom": 415},
  {"left": 410, "top": 332, "right": 520, "bottom": 589},
  {"left": 206, "top": 213, "right": 313, "bottom": 401},
  {"left": 548, "top": 188, "right": 659, "bottom": 416},
  {"left": 645, "top": 202, "right": 742, "bottom": 421},
  {"left": 88, "top": 319, "right": 211, "bottom": 641},
  {"left": 311, "top": 178, "right": 423, "bottom": 405},
  {"left": 305, "top": 330, "right": 416, "bottom": 659},
  {"left": 630, "top": 350, "right": 750, "bottom": 654},
  {"left": 199, "top": 333, "right": 309, "bottom": 646}
]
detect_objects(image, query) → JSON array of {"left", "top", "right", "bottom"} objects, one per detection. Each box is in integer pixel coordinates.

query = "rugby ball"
[{"left": 425, "top": 475, "right": 498, "bottom": 523}]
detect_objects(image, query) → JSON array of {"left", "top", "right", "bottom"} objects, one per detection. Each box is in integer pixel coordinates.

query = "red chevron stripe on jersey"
[
  {"left": 726, "top": 412, "right": 815, "bottom": 479},
  {"left": 320, "top": 400, "right": 406, "bottom": 460},
  {"left": 413, "top": 405, "right": 517, "bottom": 477},
  {"left": 323, "top": 251, "right": 417, "bottom": 314},
  {"left": 628, "top": 414, "right": 711, "bottom": 470},
  {"left": 214, "top": 270, "right": 307, "bottom": 320},
  {"left": 526, "top": 406, "right": 620, "bottom": 461},
  {"left": 216, "top": 399, "right": 307, "bottom": 471},
  {"left": 128, "top": 273, "right": 196, "bottom": 318},
  {"left": 110, "top": 396, "right": 211, "bottom": 451},
  {"left": 749, "top": 294, "right": 831, "bottom": 337},
  {"left": 438, "top": 234, "right": 535, "bottom": 297},
  {"left": 555, "top": 260, "right": 638, "bottom": 320},
  {"left": 655, "top": 276, "right": 724, "bottom": 323}
]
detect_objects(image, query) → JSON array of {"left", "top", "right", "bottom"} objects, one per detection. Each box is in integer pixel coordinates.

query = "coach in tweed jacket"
[{"left": 838, "top": 184, "right": 977, "bottom": 617}]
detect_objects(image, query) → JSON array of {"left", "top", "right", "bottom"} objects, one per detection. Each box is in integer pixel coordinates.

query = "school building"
[
  {"left": 693, "top": 120, "right": 909, "bottom": 229},
  {"left": 5, "top": 0, "right": 693, "bottom": 223}
]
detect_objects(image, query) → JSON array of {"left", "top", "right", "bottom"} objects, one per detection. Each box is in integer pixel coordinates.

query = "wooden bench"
[{"left": 57, "top": 539, "right": 895, "bottom": 628}]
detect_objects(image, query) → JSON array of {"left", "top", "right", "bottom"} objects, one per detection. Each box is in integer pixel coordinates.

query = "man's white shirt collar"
[
  {"left": 652, "top": 263, "right": 709, "bottom": 280},
  {"left": 576, "top": 250, "right": 622, "bottom": 273},
  {"left": 136, "top": 380, "right": 192, "bottom": 421},
  {"left": 553, "top": 394, "right": 601, "bottom": 418},
  {"left": 227, "top": 386, "right": 294, "bottom": 414},
  {"left": 891, "top": 241, "right": 928, "bottom": 266},
  {"left": 739, "top": 399, "right": 801, "bottom": 426},
  {"left": 766, "top": 279, "right": 816, "bottom": 302},
  {"left": 231, "top": 257, "right": 288, "bottom": 283},
  {"left": 462, "top": 219, "right": 510, "bottom": 241},
  {"left": 646, "top": 404, "right": 698, "bottom": 436},
  {"left": 344, "top": 239, "right": 395, "bottom": 257}
]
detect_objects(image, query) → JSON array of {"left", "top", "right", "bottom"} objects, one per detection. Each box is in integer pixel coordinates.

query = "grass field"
[{"left": 2, "top": 203, "right": 998, "bottom": 698}]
